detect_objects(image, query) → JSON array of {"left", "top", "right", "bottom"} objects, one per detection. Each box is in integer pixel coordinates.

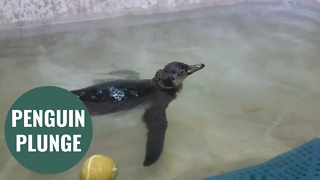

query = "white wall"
[{"left": 0, "top": 0, "right": 319, "bottom": 29}]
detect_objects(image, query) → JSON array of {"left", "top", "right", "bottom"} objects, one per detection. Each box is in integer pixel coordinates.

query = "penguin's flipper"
[{"left": 142, "top": 106, "right": 168, "bottom": 166}]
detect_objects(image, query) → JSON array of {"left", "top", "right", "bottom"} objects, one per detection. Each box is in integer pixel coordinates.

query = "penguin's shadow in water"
[{"left": 93, "top": 69, "right": 140, "bottom": 84}]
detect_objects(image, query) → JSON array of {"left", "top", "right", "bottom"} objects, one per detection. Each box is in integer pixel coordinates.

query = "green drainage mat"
[{"left": 204, "top": 139, "right": 320, "bottom": 180}]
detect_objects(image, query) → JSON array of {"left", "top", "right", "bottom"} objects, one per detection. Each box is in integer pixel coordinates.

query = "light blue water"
[{"left": 0, "top": 2, "right": 320, "bottom": 180}]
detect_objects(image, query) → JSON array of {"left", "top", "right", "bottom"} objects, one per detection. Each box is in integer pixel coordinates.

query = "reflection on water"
[{"left": 1, "top": 2, "right": 320, "bottom": 180}]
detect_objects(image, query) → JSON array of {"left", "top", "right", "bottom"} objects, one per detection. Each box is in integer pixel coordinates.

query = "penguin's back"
[{"left": 72, "top": 79, "right": 156, "bottom": 114}]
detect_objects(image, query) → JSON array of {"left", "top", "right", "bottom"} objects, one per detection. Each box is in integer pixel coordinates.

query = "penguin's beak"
[{"left": 187, "top": 63, "right": 205, "bottom": 75}]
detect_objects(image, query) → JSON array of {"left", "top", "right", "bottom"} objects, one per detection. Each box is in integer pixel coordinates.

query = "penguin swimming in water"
[{"left": 71, "top": 62, "right": 205, "bottom": 166}]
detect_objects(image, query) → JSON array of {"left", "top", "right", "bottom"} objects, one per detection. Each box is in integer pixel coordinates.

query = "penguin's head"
[{"left": 153, "top": 62, "right": 205, "bottom": 89}]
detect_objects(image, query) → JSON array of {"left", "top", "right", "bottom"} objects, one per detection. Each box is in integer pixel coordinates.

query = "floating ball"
[{"left": 80, "top": 154, "right": 117, "bottom": 180}]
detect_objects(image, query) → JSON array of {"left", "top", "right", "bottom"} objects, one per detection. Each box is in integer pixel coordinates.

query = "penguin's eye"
[{"left": 180, "top": 70, "right": 185, "bottom": 74}]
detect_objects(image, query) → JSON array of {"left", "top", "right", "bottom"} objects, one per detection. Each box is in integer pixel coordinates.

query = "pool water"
[{"left": 0, "top": 2, "right": 320, "bottom": 180}]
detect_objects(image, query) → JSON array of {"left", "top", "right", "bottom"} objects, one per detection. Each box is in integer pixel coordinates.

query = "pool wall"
[{"left": 0, "top": 0, "right": 319, "bottom": 30}]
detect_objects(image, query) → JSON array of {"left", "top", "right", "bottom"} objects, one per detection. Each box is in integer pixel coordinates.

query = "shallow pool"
[{"left": 0, "top": 2, "right": 320, "bottom": 180}]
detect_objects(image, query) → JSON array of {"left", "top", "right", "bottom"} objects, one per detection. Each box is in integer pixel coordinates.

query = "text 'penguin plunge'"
[{"left": 12, "top": 110, "right": 85, "bottom": 153}]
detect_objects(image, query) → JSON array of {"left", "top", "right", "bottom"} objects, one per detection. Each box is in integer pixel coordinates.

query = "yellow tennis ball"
[{"left": 80, "top": 154, "right": 118, "bottom": 180}]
